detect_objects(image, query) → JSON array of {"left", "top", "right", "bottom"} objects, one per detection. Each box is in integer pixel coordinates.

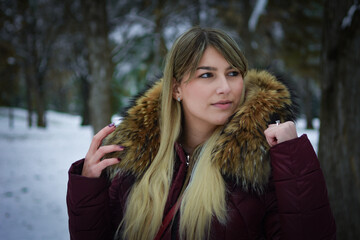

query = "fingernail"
[
  {"left": 118, "top": 145, "right": 124, "bottom": 150},
  {"left": 108, "top": 123, "right": 115, "bottom": 128},
  {"left": 117, "top": 158, "right": 121, "bottom": 162}
]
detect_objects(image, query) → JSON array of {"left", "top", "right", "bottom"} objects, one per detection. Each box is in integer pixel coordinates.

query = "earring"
[{"left": 177, "top": 97, "right": 181, "bottom": 102}]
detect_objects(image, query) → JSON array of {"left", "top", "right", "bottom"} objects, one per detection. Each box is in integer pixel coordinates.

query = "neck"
[{"left": 180, "top": 122, "right": 215, "bottom": 155}]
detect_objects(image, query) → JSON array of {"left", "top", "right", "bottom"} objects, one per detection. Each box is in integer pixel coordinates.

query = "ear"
[{"left": 172, "top": 78, "right": 182, "bottom": 100}]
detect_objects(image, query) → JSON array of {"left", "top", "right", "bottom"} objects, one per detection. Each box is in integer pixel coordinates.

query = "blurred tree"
[
  {"left": 269, "top": 0, "right": 323, "bottom": 129},
  {"left": 319, "top": 0, "right": 360, "bottom": 239},
  {"left": 215, "top": 0, "right": 267, "bottom": 67},
  {"left": 61, "top": 0, "right": 92, "bottom": 125},
  {"left": 0, "top": 0, "right": 36, "bottom": 127},
  {"left": 81, "top": 0, "right": 113, "bottom": 133},
  {"left": 108, "top": 0, "right": 198, "bottom": 111},
  {"left": 0, "top": 4, "right": 20, "bottom": 128},
  {"left": 217, "top": 0, "right": 323, "bottom": 129},
  {"left": 1, "top": 0, "right": 336, "bottom": 135},
  {"left": 1, "top": 0, "right": 68, "bottom": 127}
]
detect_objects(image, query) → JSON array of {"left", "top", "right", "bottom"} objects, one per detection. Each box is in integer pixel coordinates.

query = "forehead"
[{"left": 197, "top": 46, "right": 230, "bottom": 69}]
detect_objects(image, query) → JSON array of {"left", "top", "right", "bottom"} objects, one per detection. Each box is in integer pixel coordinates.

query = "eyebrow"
[{"left": 196, "top": 66, "right": 234, "bottom": 71}]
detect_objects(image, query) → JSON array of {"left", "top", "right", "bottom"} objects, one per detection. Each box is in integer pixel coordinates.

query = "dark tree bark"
[
  {"left": 304, "top": 78, "right": 314, "bottom": 129},
  {"left": 16, "top": 0, "right": 63, "bottom": 128},
  {"left": 81, "top": 0, "right": 113, "bottom": 133},
  {"left": 153, "top": 0, "right": 168, "bottom": 68},
  {"left": 35, "top": 73, "right": 46, "bottom": 127},
  {"left": 319, "top": 0, "right": 360, "bottom": 239},
  {"left": 80, "top": 75, "right": 90, "bottom": 126},
  {"left": 24, "top": 66, "right": 34, "bottom": 127},
  {"left": 17, "top": 0, "right": 34, "bottom": 127}
]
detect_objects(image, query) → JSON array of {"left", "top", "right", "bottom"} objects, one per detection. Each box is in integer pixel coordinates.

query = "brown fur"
[{"left": 104, "top": 70, "right": 297, "bottom": 192}]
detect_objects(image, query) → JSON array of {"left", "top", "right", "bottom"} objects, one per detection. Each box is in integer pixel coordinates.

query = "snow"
[
  {"left": 296, "top": 118, "right": 320, "bottom": 153},
  {"left": 0, "top": 107, "right": 92, "bottom": 240},
  {"left": 341, "top": 0, "right": 360, "bottom": 29},
  {"left": 248, "top": 0, "right": 268, "bottom": 32},
  {"left": 0, "top": 107, "right": 319, "bottom": 239}
]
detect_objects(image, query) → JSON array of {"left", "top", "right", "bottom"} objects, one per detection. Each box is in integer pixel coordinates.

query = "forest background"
[{"left": 0, "top": 0, "right": 359, "bottom": 239}]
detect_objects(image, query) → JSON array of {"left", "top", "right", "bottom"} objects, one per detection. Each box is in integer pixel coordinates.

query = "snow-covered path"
[
  {"left": 0, "top": 107, "right": 319, "bottom": 240},
  {"left": 0, "top": 108, "right": 92, "bottom": 240}
]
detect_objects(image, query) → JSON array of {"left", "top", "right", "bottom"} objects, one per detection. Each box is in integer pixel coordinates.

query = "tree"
[
  {"left": 0, "top": 3, "right": 20, "bottom": 128},
  {"left": 319, "top": 0, "right": 360, "bottom": 239},
  {"left": 216, "top": 0, "right": 324, "bottom": 129},
  {"left": 1, "top": 0, "right": 69, "bottom": 127},
  {"left": 108, "top": 0, "right": 200, "bottom": 111},
  {"left": 269, "top": 0, "right": 323, "bottom": 129},
  {"left": 81, "top": 0, "right": 113, "bottom": 133}
]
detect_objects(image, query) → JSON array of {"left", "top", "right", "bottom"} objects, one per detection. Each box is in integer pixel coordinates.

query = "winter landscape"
[{"left": 0, "top": 107, "right": 319, "bottom": 240}]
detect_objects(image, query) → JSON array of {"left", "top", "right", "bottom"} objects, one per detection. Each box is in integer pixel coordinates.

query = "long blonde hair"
[{"left": 119, "top": 26, "right": 248, "bottom": 240}]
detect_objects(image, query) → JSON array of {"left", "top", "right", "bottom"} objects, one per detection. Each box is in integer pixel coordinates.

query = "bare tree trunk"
[
  {"left": 191, "top": 0, "right": 201, "bottom": 25},
  {"left": 24, "top": 54, "right": 36, "bottom": 128},
  {"left": 81, "top": 0, "right": 113, "bottom": 133},
  {"left": 319, "top": 0, "right": 360, "bottom": 239},
  {"left": 35, "top": 75, "right": 46, "bottom": 127},
  {"left": 80, "top": 75, "right": 90, "bottom": 126},
  {"left": 20, "top": 0, "right": 48, "bottom": 128},
  {"left": 19, "top": 0, "right": 33, "bottom": 128},
  {"left": 25, "top": 72, "right": 34, "bottom": 128},
  {"left": 33, "top": 42, "right": 47, "bottom": 128},
  {"left": 8, "top": 107, "right": 14, "bottom": 128},
  {"left": 304, "top": 78, "right": 314, "bottom": 129},
  {"left": 153, "top": 0, "right": 167, "bottom": 66}
]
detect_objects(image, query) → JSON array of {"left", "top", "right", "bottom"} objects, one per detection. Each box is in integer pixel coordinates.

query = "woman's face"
[{"left": 174, "top": 46, "right": 244, "bottom": 133}]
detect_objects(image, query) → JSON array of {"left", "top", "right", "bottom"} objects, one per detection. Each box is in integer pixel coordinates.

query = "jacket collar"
[{"left": 104, "top": 69, "right": 298, "bottom": 192}]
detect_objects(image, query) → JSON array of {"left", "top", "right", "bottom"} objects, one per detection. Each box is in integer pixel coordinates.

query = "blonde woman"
[{"left": 67, "top": 27, "right": 336, "bottom": 240}]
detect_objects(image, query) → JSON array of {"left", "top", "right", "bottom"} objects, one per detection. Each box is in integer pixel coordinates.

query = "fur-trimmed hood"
[{"left": 104, "top": 69, "right": 298, "bottom": 192}]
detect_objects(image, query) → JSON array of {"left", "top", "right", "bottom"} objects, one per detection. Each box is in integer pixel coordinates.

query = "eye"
[
  {"left": 199, "top": 72, "right": 213, "bottom": 78},
  {"left": 228, "top": 71, "right": 239, "bottom": 77}
]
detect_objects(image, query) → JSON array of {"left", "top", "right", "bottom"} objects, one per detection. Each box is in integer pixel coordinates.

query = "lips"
[
  {"left": 214, "top": 100, "right": 232, "bottom": 104},
  {"left": 211, "top": 100, "right": 233, "bottom": 110}
]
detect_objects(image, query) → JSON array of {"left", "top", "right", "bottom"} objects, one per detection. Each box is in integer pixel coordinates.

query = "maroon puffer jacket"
[{"left": 67, "top": 135, "right": 336, "bottom": 240}]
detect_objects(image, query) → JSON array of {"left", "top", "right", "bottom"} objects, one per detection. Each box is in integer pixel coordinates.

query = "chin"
[
  {"left": 213, "top": 117, "right": 230, "bottom": 126},
  {"left": 213, "top": 112, "right": 235, "bottom": 125}
]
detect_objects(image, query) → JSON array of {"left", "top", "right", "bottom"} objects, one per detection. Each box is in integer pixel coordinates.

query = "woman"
[{"left": 67, "top": 26, "right": 336, "bottom": 240}]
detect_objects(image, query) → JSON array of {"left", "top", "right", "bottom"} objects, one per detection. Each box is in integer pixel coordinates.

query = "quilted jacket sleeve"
[
  {"left": 270, "top": 134, "right": 336, "bottom": 240},
  {"left": 66, "top": 159, "right": 113, "bottom": 240}
]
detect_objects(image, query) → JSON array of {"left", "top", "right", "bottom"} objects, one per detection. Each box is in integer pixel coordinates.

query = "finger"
[
  {"left": 82, "top": 157, "right": 120, "bottom": 178},
  {"left": 276, "top": 122, "right": 298, "bottom": 144},
  {"left": 265, "top": 133, "right": 277, "bottom": 147},
  {"left": 264, "top": 124, "right": 277, "bottom": 135},
  {"left": 88, "top": 124, "right": 117, "bottom": 156},
  {"left": 264, "top": 127, "right": 277, "bottom": 147},
  {"left": 97, "top": 157, "right": 121, "bottom": 171},
  {"left": 91, "top": 145, "right": 124, "bottom": 163},
  {"left": 268, "top": 121, "right": 283, "bottom": 128}
]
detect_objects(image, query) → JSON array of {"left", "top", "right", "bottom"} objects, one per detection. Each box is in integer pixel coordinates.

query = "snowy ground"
[
  {"left": 0, "top": 108, "right": 92, "bottom": 240},
  {"left": 0, "top": 107, "right": 319, "bottom": 240}
]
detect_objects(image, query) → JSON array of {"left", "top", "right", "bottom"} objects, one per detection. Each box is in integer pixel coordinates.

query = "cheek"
[
  {"left": 233, "top": 80, "right": 244, "bottom": 99},
  {"left": 236, "top": 80, "right": 244, "bottom": 92},
  {"left": 183, "top": 82, "right": 210, "bottom": 101}
]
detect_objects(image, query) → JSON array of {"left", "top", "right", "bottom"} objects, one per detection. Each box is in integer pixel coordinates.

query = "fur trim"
[
  {"left": 104, "top": 70, "right": 298, "bottom": 192},
  {"left": 212, "top": 70, "right": 297, "bottom": 192},
  {"left": 104, "top": 80, "right": 162, "bottom": 179}
]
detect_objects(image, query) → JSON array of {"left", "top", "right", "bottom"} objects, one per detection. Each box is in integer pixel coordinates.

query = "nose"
[{"left": 216, "top": 75, "right": 231, "bottom": 95}]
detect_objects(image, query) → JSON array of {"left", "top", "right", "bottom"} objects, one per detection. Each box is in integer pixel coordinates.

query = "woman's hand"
[
  {"left": 264, "top": 121, "right": 298, "bottom": 147},
  {"left": 82, "top": 123, "right": 124, "bottom": 178}
]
